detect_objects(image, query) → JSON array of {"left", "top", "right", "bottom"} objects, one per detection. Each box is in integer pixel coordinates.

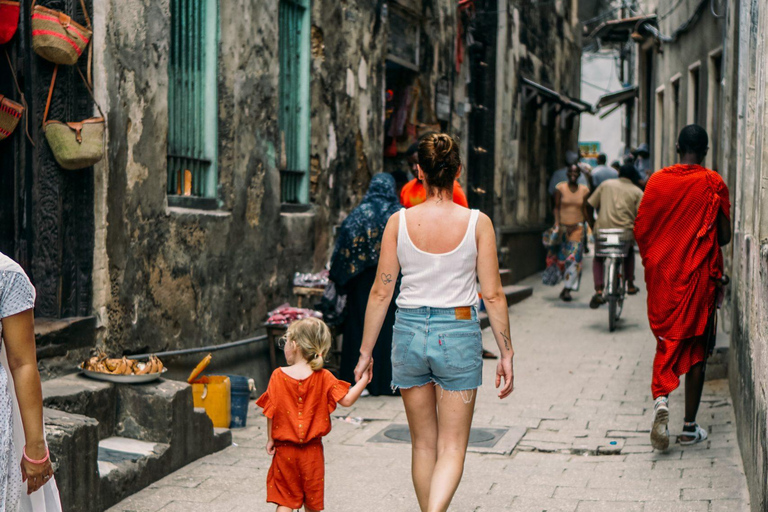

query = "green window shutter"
[
  {"left": 279, "top": 0, "right": 311, "bottom": 204},
  {"left": 168, "top": 0, "right": 219, "bottom": 199}
]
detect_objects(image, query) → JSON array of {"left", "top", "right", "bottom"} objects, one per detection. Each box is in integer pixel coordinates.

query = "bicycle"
[{"left": 595, "top": 228, "right": 634, "bottom": 332}]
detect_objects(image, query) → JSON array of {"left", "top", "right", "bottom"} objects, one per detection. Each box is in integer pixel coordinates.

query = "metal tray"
[{"left": 78, "top": 365, "right": 167, "bottom": 384}]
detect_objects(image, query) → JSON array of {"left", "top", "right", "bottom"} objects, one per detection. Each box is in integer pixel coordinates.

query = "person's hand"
[
  {"left": 20, "top": 442, "right": 54, "bottom": 495},
  {"left": 495, "top": 355, "right": 514, "bottom": 399},
  {"left": 354, "top": 353, "right": 373, "bottom": 383},
  {"left": 364, "top": 362, "right": 373, "bottom": 384},
  {"left": 266, "top": 439, "right": 275, "bottom": 456}
]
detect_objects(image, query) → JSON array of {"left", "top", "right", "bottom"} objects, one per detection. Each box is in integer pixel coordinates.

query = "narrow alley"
[{"left": 109, "top": 253, "right": 749, "bottom": 511}]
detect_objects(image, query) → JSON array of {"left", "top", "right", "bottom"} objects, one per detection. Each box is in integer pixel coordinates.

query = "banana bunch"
[{"left": 83, "top": 353, "right": 164, "bottom": 375}]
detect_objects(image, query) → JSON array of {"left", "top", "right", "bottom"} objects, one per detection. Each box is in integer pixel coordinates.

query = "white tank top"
[{"left": 396, "top": 208, "right": 480, "bottom": 308}]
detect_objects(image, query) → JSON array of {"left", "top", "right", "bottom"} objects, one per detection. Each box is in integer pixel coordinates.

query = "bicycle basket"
[{"left": 595, "top": 228, "right": 633, "bottom": 258}]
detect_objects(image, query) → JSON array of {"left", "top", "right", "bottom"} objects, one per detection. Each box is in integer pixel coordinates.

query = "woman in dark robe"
[{"left": 331, "top": 173, "right": 401, "bottom": 396}]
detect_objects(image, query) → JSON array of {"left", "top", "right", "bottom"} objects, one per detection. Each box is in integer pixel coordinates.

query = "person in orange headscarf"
[
  {"left": 400, "top": 141, "right": 469, "bottom": 208},
  {"left": 634, "top": 125, "right": 731, "bottom": 451}
]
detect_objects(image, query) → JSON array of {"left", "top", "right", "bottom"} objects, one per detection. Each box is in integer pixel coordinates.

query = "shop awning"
[
  {"left": 596, "top": 85, "right": 638, "bottom": 109},
  {"left": 587, "top": 14, "right": 657, "bottom": 45},
  {"left": 520, "top": 77, "right": 594, "bottom": 114}
]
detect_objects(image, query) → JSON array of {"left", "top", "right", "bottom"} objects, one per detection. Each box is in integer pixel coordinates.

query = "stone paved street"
[{"left": 109, "top": 253, "right": 750, "bottom": 511}]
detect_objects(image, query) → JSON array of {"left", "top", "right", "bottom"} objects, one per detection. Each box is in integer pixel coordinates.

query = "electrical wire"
[{"left": 710, "top": 0, "right": 724, "bottom": 18}]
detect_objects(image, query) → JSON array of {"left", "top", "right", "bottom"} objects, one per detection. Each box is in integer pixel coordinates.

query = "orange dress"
[
  {"left": 256, "top": 368, "right": 351, "bottom": 510},
  {"left": 400, "top": 179, "right": 469, "bottom": 208}
]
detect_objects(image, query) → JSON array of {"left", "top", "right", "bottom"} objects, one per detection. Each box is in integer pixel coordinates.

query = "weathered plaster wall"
[
  {"left": 496, "top": 0, "right": 582, "bottom": 230},
  {"left": 99, "top": 0, "right": 294, "bottom": 363},
  {"left": 646, "top": 0, "right": 726, "bottom": 169},
  {"left": 93, "top": 0, "right": 464, "bottom": 386}
]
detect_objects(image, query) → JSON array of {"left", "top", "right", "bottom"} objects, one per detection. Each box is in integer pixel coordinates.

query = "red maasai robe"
[{"left": 634, "top": 164, "right": 730, "bottom": 398}]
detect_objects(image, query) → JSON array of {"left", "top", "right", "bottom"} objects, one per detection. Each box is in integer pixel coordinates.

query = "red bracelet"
[{"left": 22, "top": 446, "right": 49, "bottom": 465}]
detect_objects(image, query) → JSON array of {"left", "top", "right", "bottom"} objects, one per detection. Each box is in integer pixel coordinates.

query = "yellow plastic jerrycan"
[{"left": 187, "top": 354, "right": 231, "bottom": 428}]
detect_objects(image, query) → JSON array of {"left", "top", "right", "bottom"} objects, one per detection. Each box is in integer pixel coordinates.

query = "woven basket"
[
  {"left": 0, "top": 94, "right": 23, "bottom": 141},
  {"left": 0, "top": 0, "right": 20, "bottom": 45},
  {"left": 31, "top": 2, "right": 91, "bottom": 65},
  {"left": 44, "top": 119, "right": 104, "bottom": 169}
]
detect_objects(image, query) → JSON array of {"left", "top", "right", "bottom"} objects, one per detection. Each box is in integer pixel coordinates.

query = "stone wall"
[
  {"left": 726, "top": 1, "right": 768, "bottom": 510},
  {"left": 89, "top": 1, "right": 467, "bottom": 386},
  {"left": 496, "top": 0, "right": 582, "bottom": 230},
  {"left": 493, "top": 0, "right": 583, "bottom": 276}
]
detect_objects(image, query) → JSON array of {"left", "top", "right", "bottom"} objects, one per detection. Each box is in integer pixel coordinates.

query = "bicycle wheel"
[
  {"left": 615, "top": 260, "right": 625, "bottom": 321},
  {"left": 607, "top": 258, "right": 619, "bottom": 331}
]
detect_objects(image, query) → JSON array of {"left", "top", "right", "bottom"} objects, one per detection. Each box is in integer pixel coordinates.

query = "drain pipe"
[{"left": 127, "top": 334, "right": 268, "bottom": 360}]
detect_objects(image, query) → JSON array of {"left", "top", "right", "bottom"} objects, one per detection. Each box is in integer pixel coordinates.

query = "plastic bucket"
[
  {"left": 191, "top": 375, "right": 231, "bottom": 428},
  {"left": 226, "top": 374, "right": 251, "bottom": 428}
]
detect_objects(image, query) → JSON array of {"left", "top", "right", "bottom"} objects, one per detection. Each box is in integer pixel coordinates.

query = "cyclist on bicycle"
[{"left": 586, "top": 163, "right": 643, "bottom": 309}]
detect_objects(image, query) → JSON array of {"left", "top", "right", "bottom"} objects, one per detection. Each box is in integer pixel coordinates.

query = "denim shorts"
[{"left": 391, "top": 306, "right": 483, "bottom": 392}]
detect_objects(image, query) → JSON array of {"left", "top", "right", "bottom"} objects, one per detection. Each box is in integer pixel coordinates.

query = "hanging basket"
[
  {"left": 31, "top": 0, "right": 92, "bottom": 65},
  {"left": 43, "top": 65, "right": 105, "bottom": 170},
  {"left": 0, "top": 94, "right": 23, "bottom": 141},
  {"left": 0, "top": 0, "right": 20, "bottom": 45}
]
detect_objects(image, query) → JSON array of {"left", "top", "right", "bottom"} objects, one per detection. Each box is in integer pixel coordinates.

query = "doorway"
[{"left": 0, "top": 0, "right": 95, "bottom": 319}]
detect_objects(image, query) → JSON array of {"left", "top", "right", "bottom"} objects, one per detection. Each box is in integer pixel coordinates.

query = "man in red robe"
[{"left": 634, "top": 125, "right": 731, "bottom": 451}]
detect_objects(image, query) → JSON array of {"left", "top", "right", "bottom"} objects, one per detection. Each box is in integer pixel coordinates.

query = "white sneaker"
[
  {"left": 679, "top": 423, "right": 708, "bottom": 446},
  {"left": 651, "top": 396, "right": 670, "bottom": 451}
]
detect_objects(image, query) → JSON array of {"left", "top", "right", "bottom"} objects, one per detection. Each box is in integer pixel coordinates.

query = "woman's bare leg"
[
  {"left": 276, "top": 506, "right": 292, "bottom": 512},
  {"left": 401, "top": 384, "right": 439, "bottom": 511},
  {"left": 427, "top": 386, "right": 477, "bottom": 512}
]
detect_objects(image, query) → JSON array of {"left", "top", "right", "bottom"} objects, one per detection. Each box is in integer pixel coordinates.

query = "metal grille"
[
  {"left": 279, "top": 0, "right": 310, "bottom": 204},
  {"left": 168, "top": 0, "right": 216, "bottom": 198}
]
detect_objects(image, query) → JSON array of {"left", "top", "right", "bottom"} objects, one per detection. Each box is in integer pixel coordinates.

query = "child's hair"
[{"left": 285, "top": 317, "right": 332, "bottom": 371}]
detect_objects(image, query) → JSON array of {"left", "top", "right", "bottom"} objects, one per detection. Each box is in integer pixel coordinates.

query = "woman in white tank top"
[{"left": 353, "top": 134, "right": 515, "bottom": 512}]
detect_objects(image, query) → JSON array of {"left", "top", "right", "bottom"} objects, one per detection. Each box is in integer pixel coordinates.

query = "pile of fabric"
[{"left": 266, "top": 304, "right": 322, "bottom": 326}]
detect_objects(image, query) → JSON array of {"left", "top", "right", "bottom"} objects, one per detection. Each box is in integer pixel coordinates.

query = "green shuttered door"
[
  {"left": 168, "top": 0, "right": 218, "bottom": 199},
  {"left": 279, "top": 0, "right": 310, "bottom": 204}
]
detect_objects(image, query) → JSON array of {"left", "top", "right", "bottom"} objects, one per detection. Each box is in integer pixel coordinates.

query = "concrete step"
[
  {"left": 41, "top": 374, "right": 232, "bottom": 511},
  {"left": 479, "top": 285, "right": 533, "bottom": 330},
  {"left": 499, "top": 269, "right": 514, "bottom": 287}
]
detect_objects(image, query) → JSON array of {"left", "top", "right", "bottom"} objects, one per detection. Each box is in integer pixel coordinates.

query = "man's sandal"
[
  {"left": 651, "top": 396, "right": 670, "bottom": 451},
  {"left": 627, "top": 284, "right": 640, "bottom": 295},
  {"left": 678, "top": 422, "right": 708, "bottom": 446}
]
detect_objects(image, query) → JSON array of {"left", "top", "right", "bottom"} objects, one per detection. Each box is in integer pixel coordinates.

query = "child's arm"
[
  {"left": 266, "top": 418, "right": 275, "bottom": 455},
  {"left": 338, "top": 363, "right": 372, "bottom": 407}
]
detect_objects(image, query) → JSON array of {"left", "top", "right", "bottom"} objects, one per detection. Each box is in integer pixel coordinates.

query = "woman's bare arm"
[
  {"left": 354, "top": 214, "right": 401, "bottom": 382},
  {"left": 553, "top": 189, "right": 562, "bottom": 228},
  {"left": 476, "top": 213, "right": 514, "bottom": 398},
  {"left": 3, "top": 310, "right": 53, "bottom": 493}
]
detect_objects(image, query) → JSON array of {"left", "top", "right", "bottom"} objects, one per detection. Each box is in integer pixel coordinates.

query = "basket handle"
[
  {"left": 4, "top": 48, "right": 34, "bottom": 146},
  {"left": 44, "top": 64, "right": 105, "bottom": 124},
  {"left": 31, "top": 0, "right": 91, "bottom": 29}
]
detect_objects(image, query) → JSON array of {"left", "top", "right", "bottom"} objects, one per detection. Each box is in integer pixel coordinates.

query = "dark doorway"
[
  {"left": 466, "top": 0, "right": 496, "bottom": 218},
  {"left": 0, "top": 0, "right": 95, "bottom": 319}
]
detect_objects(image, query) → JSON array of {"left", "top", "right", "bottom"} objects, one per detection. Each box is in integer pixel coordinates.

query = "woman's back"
[{"left": 396, "top": 202, "right": 479, "bottom": 308}]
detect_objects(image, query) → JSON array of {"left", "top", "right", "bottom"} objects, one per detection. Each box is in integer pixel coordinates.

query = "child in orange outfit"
[{"left": 256, "top": 317, "right": 371, "bottom": 512}]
